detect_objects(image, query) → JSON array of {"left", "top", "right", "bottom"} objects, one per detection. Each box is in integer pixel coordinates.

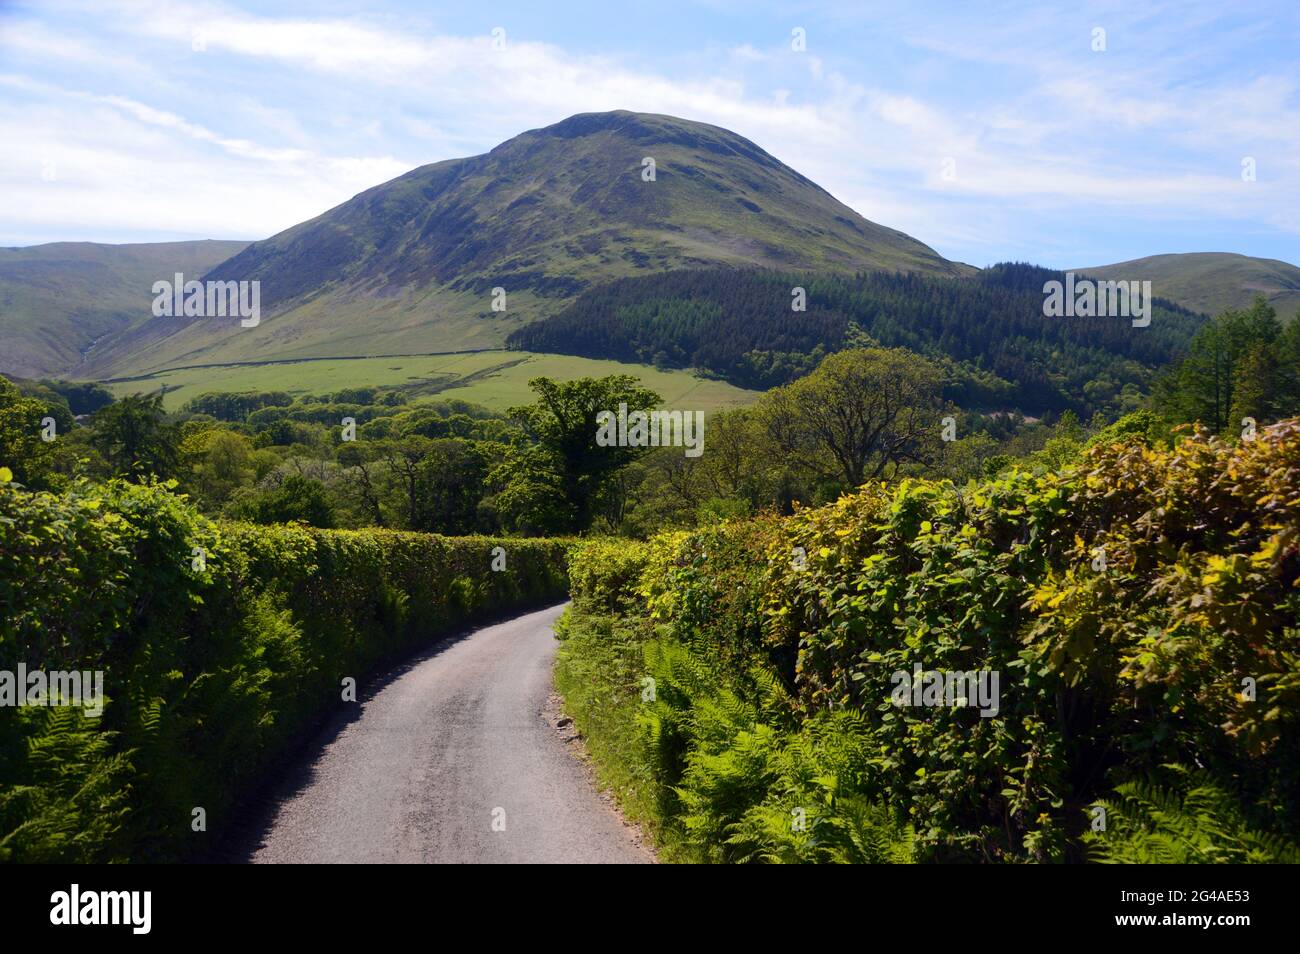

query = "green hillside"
[
  {"left": 1078, "top": 252, "right": 1300, "bottom": 321},
  {"left": 0, "top": 240, "right": 247, "bottom": 378}
]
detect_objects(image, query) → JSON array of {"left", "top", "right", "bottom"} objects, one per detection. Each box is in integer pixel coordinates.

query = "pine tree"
[
  {"left": 1273, "top": 315, "right": 1300, "bottom": 417},
  {"left": 1162, "top": 296, "right": 1282, "bottom": 432},
  {"left": 1228, "top": 341, "right": 1277, "bottom": 433}
]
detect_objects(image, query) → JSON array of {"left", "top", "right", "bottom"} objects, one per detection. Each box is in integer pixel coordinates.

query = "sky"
[{"left": 1, "top": 0, "right": 1297, "bottom": 269}]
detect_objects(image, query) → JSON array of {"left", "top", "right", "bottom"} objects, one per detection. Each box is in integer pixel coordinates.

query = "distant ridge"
[
  {"left": 0, "top": 240, "right": 247, "bottom": 379},
  {"left": 1078, "top": 252, "right": 1300, "bottom": 322}
]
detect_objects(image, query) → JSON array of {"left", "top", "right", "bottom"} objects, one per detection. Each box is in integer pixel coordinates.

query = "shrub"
[
  {"left": 567, "top": 538, "right": 652, "bottom": 614},
  {"left": 765, "top": 422, "right": 1300, "bottom": 859},
  {"left": 562, "top": 421, "right": 1300, "bottom": 862},
  {"left": 233, "top": 474, "right": 336, "bottom": 527}
]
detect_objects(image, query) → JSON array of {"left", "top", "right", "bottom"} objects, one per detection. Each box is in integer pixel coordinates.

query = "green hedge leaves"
[
  {"left": 566, "top": 422, "right": 1300, "bottom": 861},
  {"left": 0, "top": 476, "right": 569, "bottom": 861}
]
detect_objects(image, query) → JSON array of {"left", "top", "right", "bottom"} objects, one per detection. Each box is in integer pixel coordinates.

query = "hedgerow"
[
  {"left": 566, "top": 537, "right": 652, "bottom": 615},
  {"left": 562, "top": 421, "right": 1300, "bottom": 862},
  {"left": 0, "top": 474, "right": 569, "bottom": 862}
]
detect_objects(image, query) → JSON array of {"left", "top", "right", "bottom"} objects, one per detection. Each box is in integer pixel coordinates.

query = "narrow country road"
[{"left": 242, "top": 604, "right": 652, "bottom": 864}]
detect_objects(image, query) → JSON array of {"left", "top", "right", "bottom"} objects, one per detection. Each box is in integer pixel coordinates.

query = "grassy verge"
[{"left": 552, "top": 608, "right": 674, "bottom": 856}]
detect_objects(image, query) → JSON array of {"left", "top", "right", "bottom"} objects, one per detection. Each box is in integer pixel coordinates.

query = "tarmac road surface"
[{"left": 244, "top": 603, "right": 652, "bottom": 864}]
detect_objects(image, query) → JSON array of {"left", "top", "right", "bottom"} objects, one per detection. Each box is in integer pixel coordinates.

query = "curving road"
[{"left": 243, "top": 603, "right": 652, "bottom": 864}]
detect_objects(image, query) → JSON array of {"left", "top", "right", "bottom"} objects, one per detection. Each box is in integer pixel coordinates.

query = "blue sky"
[{"left": 1, "top": 0, "right": 1297, "bottom": 269}]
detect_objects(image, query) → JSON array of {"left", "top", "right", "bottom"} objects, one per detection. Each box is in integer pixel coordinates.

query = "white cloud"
[
  {"left": 0, "top": 78, "right": 413, "bottom": 243},
  {"left": 0, "top": 0, "right": 1296, "bottom": 261}
]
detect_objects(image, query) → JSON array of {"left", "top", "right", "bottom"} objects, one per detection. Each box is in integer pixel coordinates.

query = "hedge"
[
  {"left": 0, "top": 475, "right": 570, "bottom": 862},
  {"left": 566, "top": 422, "right": 1300, "bottom": 861}
]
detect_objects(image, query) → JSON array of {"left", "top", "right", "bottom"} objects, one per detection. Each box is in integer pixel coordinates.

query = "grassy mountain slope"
[
  {"left": 0, "top": 240, "right": 247, "bottom": 378},
  {"left": 81, "top": 110, "right": 969, "bottom": 378},
  {"left": 1078, "top": 252, "right": 1300, "bottom": 321}
]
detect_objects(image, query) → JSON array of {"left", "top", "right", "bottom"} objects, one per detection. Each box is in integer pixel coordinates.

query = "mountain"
[
  {"left": 0, "top": 240, "right": 247, "bottom": 378},
  {"left": 1077, "top": 252, "right": 1300, "bottom": 322},
  {"left": 75, "top": 110, "right": 969, "bottom": 378}
]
